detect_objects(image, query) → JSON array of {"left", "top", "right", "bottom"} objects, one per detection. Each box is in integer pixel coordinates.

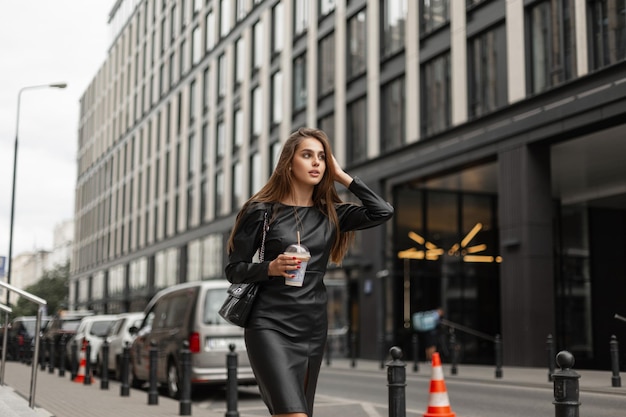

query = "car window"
[
  {"left": 90, "top": 320, "right": 115, "bottom": 337},
  {"left": 110, "top": 318, "right": 124, "bottom": 336},
  {"left": 203, "top": 288, "right": 230, "bottom": 325},
  {"left": 61, "top": 320, "right": 82, "bottom": 331},
  {"left": 165, "top": 294, "right": 190, "bottom": 328},
  {"left": 152, "top": 298, "right": 169, "bottom": 330}
]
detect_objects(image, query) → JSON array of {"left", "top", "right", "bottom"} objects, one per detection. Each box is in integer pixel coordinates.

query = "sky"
[{"left": 0, "top": 1, "right": 113, "bottom": 265}]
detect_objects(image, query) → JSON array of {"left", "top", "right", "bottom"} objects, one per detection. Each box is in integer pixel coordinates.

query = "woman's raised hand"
[{"left": 331, "top": 155, "right": 352, "bottom": 187}]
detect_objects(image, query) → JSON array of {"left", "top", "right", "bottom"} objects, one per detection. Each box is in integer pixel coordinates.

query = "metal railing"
[{"left": 0, "top": 280, "right": 47, "bottom": 408}]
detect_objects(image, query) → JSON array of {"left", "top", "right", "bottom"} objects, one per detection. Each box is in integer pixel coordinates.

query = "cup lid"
[{"left": 285, "top": 243, "right": 309, "bottom": 254}]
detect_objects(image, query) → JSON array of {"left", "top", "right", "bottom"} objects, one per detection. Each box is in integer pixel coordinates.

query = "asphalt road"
[{"left": 191, "top": 366, "right": 626, "bottom": 417}]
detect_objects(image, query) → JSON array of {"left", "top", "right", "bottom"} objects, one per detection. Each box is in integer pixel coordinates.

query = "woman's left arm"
[{"left": 332, "top": 157, "right": 394, "bottom": 231}]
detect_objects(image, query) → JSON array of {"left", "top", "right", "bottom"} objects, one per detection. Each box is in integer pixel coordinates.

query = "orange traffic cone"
[
  {"left": 73, "top": 340, "right": 91, "bottom": 384},
  {"left": 424, "top": 352, "right": 455, "bottom": 417}
]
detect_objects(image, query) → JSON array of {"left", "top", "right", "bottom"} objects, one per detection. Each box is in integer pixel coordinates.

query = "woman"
[{"left": 225, "top": 127, "right": 393, "bottom": 417}]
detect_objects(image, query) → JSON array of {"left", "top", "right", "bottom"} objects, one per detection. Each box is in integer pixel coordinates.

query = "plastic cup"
[{"left": 284, "top": 244, "right": 310, "bottom": 287}]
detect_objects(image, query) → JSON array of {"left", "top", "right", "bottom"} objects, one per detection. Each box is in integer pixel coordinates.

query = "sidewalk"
[{"left": 1, "top": 357, "right": 624, "bottom": 417}]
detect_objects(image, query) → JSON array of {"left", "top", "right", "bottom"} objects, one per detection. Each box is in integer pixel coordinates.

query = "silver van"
[{"left": 129, "top": 280, "right": 255, "bottom": 398}]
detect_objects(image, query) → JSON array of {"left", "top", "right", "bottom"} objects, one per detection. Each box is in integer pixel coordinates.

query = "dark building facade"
[{"left": 73, "top": 0, "right": 626, "bottom": 369}]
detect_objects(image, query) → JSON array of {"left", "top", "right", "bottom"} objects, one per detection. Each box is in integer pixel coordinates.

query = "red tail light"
[{"left": 189, "top": 332, "right": 201, "bottom": 353}]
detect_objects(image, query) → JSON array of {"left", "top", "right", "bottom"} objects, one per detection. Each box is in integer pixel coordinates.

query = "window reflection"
[{"left": 589, "top": 0, "right": 626, "bottom": 69}]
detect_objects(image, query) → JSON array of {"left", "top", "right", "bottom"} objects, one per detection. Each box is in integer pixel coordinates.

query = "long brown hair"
[{"left": 227, "top": 127, "right": 355, "bottom": 263}]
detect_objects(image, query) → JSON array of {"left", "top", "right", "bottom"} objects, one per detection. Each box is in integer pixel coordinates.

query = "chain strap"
[{"left": 258, "top": 211, "right": 269, "bottom": 262}]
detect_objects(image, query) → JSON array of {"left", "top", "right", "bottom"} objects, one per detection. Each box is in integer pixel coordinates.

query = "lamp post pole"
[{"left": 5, "top": 83, "right": 67, "bottom": 306}]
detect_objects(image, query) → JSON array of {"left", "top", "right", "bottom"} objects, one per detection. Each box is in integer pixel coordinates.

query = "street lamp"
[{"left": 5, "top": 83, "right": 67, "bottom": 305}]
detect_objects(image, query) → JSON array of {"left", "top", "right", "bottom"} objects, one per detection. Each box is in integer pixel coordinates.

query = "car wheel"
[{"left": 166, "top": 360, "right": 180, "bottom": 399}]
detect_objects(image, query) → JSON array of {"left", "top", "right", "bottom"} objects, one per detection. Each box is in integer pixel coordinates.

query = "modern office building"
[{"left": 72, "top": 0, "right": 626, "bottom": 369}]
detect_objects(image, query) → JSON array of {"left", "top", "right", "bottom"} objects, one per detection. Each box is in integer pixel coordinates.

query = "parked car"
[
  {"left": 98, "top": 311, "right": 144, "bottom": 379},
  {"left": 66, "top": 314, "right": 118, "bottom": 370},
  {"left": 42, "top": 310, "right": 95, "bottom": 367},
  {"left": 129, "top": 280, "right": 255, "bottom": 398},
  {"left": 5, "top": 316, "right": 50, "bottom": 362}
]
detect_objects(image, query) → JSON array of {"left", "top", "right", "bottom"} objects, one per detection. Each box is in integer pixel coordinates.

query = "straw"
[{"left": 297, "top": 230, "right": 301, "bottom": 246}]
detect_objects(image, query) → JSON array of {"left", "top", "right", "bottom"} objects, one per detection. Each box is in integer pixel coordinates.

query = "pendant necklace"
[{"left": 292, "top": 206, "right": 304, "bottom": 245}]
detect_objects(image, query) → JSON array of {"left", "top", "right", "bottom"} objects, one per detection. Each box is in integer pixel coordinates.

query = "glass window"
[
  {"left": 232, "top": 161, "right": 243, "bottom": 209},
  {"left": 217, "top": 53, "right": 226, "bottom": 99},
  {"left": 215, "top": 171, "right": 224, "bottom": 216},
  {"left": 203, "top": 65, "right": 211, "bottom": 113},
  {"left": 236, "top": 0, "right": 247, "bottom": 21},
  {"left": 381, "top": 76, "right": 405, "bottom": 153},
  {"left": 253, "top": 20, "right": 264, "bottom": 71},
  {"left": 421, "top": 0, "right": 449, "bottom": 34},
  {"left": 169, "top": 51, "right": 176, "bottom": 87},
  {"left": 233, "top": 108, "right": 243, "bottom": 149},
  {"left": 421, "top": 52, "right": 451, "bottom": 136},
  {"left": 382, "top": 0, "right": 407, "bottom": 58},
  {"left": 220, "top": 0, "right": 231, "bottom": 38},
  {"left": 204, "top": 288, "right": 230, "bottom": 324},
  {"left": 201, "top": 123, "right": 209, "bottom": 170},
  {"left": 192, "top": 25, "right": 201, "bottom": 65},
  {"left": 589, "top": 0, "right": 626, "bottom": 70},
  {"left": 271, "top": 71, "right": 283, "bottom": 125},
  {"left": 468, "top": 24, "right": 508, "bottom": 118},
  {"left": 319, "top": 33, "right": 335, "bottom": 96},
  {"left": 187, "top": 132, "right": 195, "bottom": 178},
  {"left": 200, "top": 179, "right": 207, "bottom": 222},
  {"left": 272, "top": 2, "right": 284, "bottom": 54},
  {"left": 294, "top": 0, "right": 309, "bottom": 36},
  {"left": 347, "top": 96, "right": 367, "bottom": 164},
  {"left": 320, "top": 0, "right": 336, "bottom": 17},
  {"left": 235, "top": 37, "right": 245, "bottom": 85},
  {"left": 293, "top": 54, "right": 307, "bottom": 111},
  {"left": 187, "top": 240, "right": 202, "bottom": 282},
  {"left": 270, "top": 141, "right": 281, "bottom": 172},
  {"left": 189, "top": 79, "right": 196, "bottom": 125},
  {"left": 318, "top": 113, "right": 335, "bottom": 150},
  {"left": 252, "top": 86, "right": 263, "bottom": 137},
  {"left": 347, "top": 10, "right": 367, "bottom": 79},
  {"left": 250, "top": 152, "right": 262, "bottom": 195},
  {"left": 170, "top": 4, "right": 177, "bottom": 44},
  {"left": 527, "top": 0, "right": 577, "bottom": 94},
  {"left": 180, "top": 39, "right": 187, "bottom": 76},
  {"left": 205, "top": 11, "right": 215, "bottom": 52},
  {"left": 216, "top": 120, "right": 225, "bottom": 161}
]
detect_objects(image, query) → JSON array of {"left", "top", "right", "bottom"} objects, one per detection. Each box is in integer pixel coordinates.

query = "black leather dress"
[{"left": 225, "top": 177, "right": 393, "bottom": 416}]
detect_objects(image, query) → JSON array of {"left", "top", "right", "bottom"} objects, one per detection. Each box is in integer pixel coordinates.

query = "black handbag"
[{"left": 219, "top": 210, "right": 268, "bottom": 327}]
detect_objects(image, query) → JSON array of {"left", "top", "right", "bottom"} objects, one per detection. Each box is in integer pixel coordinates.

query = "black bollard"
[
  {"left": 84, "top": 342, "right": 92, "bottom": 385},
  {"left": 120, "top": 341, "right": 130, "bottom": 397},
  {"left": 494, "top": 334, "right": 503, "bottom": 379},
  {"left": 547, "top": 334, "right": 555, "bottom": 382},
  {"left": 48, "top": 339, "right": 55, "bottom": 373},
  {"left": 59, "top": 336, "right": 66, "bottom": 377},
  {"left": 225, "top": 343, "right": 238, "bottom": 417},
  {"left": 552, "top": 350, "right": 580, "bottom": 417},
  {"left": 610, "top": 335, "right": 621, "bottom": 387},
  {"left": 148, "top": 340, "right": 159, "bottom": 405},
  {"left": 179, "top": 341, "right": 192, "bottom": 416},
  {"left": 101, "top": 339, "right": 110, "bottom": 390},
  {"left": 70, "top": 341, "right": 78, "bottom": 381},
  {"left": 412, "top": 333, "right": 419, "bottom": 372},
  {"left": 450, "top": 331, "right": 458, "bottom": 375},
  {"left": 387, "top": 346, "right": 406, "bottom": 417}
]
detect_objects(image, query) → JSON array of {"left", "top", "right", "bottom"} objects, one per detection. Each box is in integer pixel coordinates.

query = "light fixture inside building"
[{"left": 398, "top": 222, "right": 502, "bottom": 263}]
